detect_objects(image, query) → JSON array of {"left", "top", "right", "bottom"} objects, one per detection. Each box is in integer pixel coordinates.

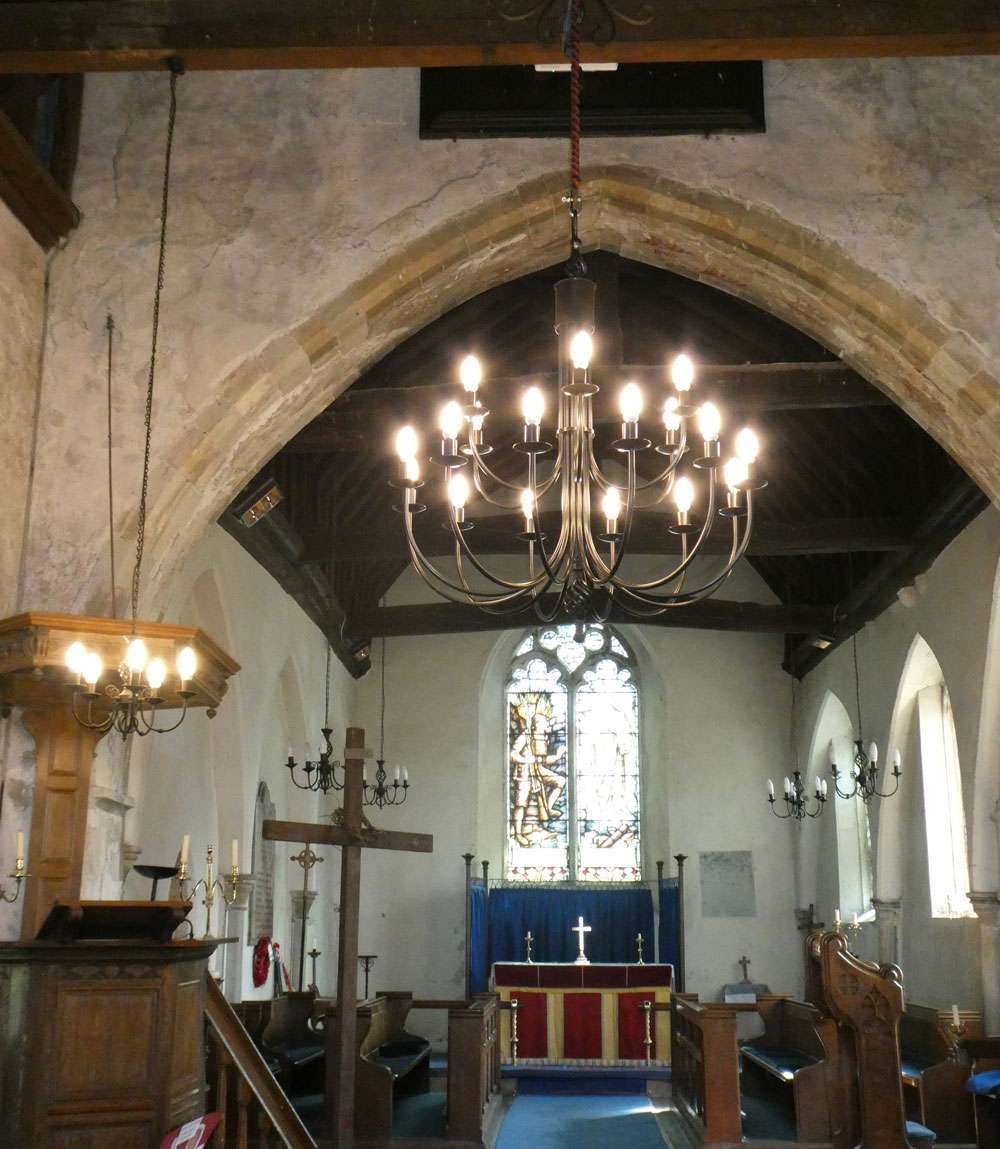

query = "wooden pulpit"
[{"left": 0, "top": 900, "right": 219, "bottom": 1149}]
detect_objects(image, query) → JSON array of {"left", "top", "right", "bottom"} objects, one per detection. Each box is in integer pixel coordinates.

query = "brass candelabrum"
[
  {"left": 949, "top": 1011, "right": 966, "bottom": 1062},
  {"left": 179, "top": 844, "right": 239, "bottom": 938}
]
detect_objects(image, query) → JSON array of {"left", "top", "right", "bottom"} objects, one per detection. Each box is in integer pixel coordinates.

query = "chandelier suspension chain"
[
  {"left": 565, "top": 0, "right": 583, "bottom": 266},
  {"left": 848, "top": 549, "right": 864, "bottom": 745},
  {"left": 324, "top": 641, "right": 331, "bottom": 729},
  {"left": 379, "top": 596, "right": 387, "bottom": 761},
  {"left": 105, "top": 312, "right": 117, "bottom": 622},
  {"left": 131, "top": 62, "right": 181, "bottom": 634}
]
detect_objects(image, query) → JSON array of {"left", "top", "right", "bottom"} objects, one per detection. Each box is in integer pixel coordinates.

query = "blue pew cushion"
[
  {"left": 741, "top": 1045, "right": 817, "bottom": 1081},
  {"left": 905, "top": 1119, "right": 935, "bottom": 1143},
  {"left": 965, "top": 1068, "right": 1000, "bottom": 1095}
]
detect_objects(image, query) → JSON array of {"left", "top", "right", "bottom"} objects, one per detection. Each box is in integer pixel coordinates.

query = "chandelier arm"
[
  {"left": 71, "top": 692, "right": 113, "bottom": 733},
  {"left": 467, "top": 439, "right": 561, "bottom": 503},
  {"left": 585, "top": 447, "right": 640, "bottom": 588},
  {"left": 445, "top": 484, "right": 561, "bottom": 595},
  {"left": 134, "top": 701, "right": 189, "bottom": 736},
  {"left": 619, "top": 481, "right": 754, "bottom": 597}
]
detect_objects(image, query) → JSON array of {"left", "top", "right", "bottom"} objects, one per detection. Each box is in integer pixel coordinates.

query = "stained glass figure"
[{"left": 504, "top": 625, "right": 640, "bottom": 882}]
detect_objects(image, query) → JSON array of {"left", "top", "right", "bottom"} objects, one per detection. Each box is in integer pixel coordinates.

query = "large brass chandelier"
[{"left": 393, "top": 2, "right": 764, "bottom": 622}]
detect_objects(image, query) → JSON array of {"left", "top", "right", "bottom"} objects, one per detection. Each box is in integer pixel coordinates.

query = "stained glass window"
[{"left": 505, "top": 624, "right": 640, "bottom": 882}]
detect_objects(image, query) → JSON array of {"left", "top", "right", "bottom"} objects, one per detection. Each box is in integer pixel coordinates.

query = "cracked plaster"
[{"left": 3, "top": 56, "right": 999, "bottom": 614}]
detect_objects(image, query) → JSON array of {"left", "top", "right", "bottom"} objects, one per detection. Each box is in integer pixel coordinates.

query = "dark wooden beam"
[
  {"left": 0, "top": 106, "right": 79, "bottom": 249},
  {"left": 218, "top": 506, "right": 371, "bottom": 678},
  {"left": 0, "top": 2, "right": 997, "bottom": 73},
  {"left": 285, "top": 362, "right": 886, "bottom": 452},
  {"left": 325, "top": 515, "right": 917, "bottom": 563},
  {"left": 381, "top": 597, "right": 833, "bottom": 638}
]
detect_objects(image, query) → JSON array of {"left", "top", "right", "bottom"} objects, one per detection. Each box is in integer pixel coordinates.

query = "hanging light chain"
[
  {"left": 131, "top": 62, "right": 182, "bottom": 634},
  {"left": 564, "top": 0, "right": 585, "bottom": 272},
  {"left": 379, "top": 595, "right": 387, "bottom": 762},
  {"left": 105, "top": 313, "right": 117, "bottom": 621}
]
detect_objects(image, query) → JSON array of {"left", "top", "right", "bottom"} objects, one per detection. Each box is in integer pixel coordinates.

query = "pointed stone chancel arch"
[{"left": 135, "top": 167, "right": 1000, "bottom": 614}]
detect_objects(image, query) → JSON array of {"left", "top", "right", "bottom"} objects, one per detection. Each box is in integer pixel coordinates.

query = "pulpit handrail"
[{"left": 205, "top": 974, "right": 315, "bottom": 1149}]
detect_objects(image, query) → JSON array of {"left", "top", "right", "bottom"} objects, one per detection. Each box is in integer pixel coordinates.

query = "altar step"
[{"left": 502, "top": 1061, "right": 670, "bottom": 1094}]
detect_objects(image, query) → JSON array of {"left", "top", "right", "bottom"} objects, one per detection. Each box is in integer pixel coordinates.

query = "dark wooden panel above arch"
[{"left": 219, "top": 252, "right": 987, "bottom": 678}]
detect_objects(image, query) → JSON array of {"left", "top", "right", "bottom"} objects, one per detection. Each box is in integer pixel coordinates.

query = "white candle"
[
  {"left": 852, "top": 912, "right": 858, "bottom": 926},
  {"left": 834, "top": 907, "right": 840, "bottom": 923},
  {"left": 402, "top": 767, "right": 409, "bottom": 782},
  {"left": 311, "top": 939, "right": 318, "bottom": 952},
  {"left": 180, "top": 834, "right": 190, "bottom": 865},
  {"left": 231, "top": 838, "right": 239, "bottom": 871},
  {"left": 16, "top": 831, "right": 24, "bottom": 861},
  {"left": 394, "top": 765, "right": 400, "bottom": 782},
  {"left": 952, "top": 1003, "right": 960, "bottom": 1028},
  {"left": 767, "top": 779, "right": 774, "bottom": 798}
]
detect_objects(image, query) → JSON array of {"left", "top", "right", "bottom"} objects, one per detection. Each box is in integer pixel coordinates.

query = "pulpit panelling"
[
  {"left": 492, "top": 963, "right": 672, "bottom": 1063},
  {"left": 0, "top": 939, "right": 218, "bottom": 1148}
]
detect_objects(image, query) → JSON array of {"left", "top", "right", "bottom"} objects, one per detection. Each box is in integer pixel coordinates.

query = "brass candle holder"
[
  {"left": 0, "top": 854, "right": 28, "bottom": 903},
  {"left": 308, "top": 946, "right": 321, "bottom": 993},
  {"left": 636, "top": 932, "right": 645, "bottom": 964},
  {"left": 179, "top": 844, "right": 239, "bottom": 938}
]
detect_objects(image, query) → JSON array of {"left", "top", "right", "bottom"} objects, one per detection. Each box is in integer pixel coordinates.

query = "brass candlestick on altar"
[
  {"left": 0, "top": 833, "right": 29, "bottom": 903},
  {"left": 636, "top": 932, "right": 645, "bottom": 964},
  {"left": 847, "top": 913, "right": 861, "bottom": 946},
  {"left": 525, "top": 931, "right": 533, "bottom": 963},
  {"left": 180, "top": 845, "right": 239, "bottom": 939}
]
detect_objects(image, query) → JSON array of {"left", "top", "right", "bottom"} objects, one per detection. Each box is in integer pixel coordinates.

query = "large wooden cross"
[{"left": 263, "top": 726, "right": 433, "bottom": 1149}]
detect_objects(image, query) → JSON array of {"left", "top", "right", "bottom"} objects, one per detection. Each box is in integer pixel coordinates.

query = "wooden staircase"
[{"left": 204, "top": 974, "right": 316, "bottom": 1149}]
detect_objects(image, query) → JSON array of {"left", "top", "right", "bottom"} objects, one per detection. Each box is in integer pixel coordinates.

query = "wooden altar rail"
[
  {"left": 670, "top": 994, "right": 743, "bottom": 1147},
  {"left": 408, "top": 992, "right": 504, "bottom": 1148},
  {"left": 204, "top": 974, "right": 316, "bottom": 1149}
]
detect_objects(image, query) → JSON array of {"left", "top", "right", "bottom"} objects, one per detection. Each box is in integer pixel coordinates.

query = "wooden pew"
[
  {"left": 739, "top": 994, "right": 841, "bottom": 1143},
  {"left": 352, "top": 991, "right": 432, "bottom": 1141},
  {"left": 259, "top": 990, "right": 326, "bottom": 1096},
  {"left": 670, "top": 993, "right": 743, "bottom": 1147},
  {"left": 805, "top": 930, "right": 937, "bottom": 1149},
  {"left": 444, "top": 993, "right": 504, "bottom": 1145},
  {"left": 899, "top": 1003, "right": 981, "bottom": 1142}
]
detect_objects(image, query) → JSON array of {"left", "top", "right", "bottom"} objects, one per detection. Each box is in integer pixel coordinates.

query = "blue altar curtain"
[
  {"left": 658, "top": 878, "right": 679, "bottom": 972},
  {"left": 487, "top": 886, "right": 654, "bottom": 965},
  {"left": 469, "top": 880, "right": 488, "bottom": 993}
]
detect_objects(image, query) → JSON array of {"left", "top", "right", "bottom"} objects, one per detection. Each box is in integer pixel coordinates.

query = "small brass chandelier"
[
  {"left": 286, "top": 644, "right": 345, "bottom": 795},
  {"left": 392, "top": 0, "right": 764, "bottom": 623},
  {"left": 66, "top": 65, "right": 197, "bottom": 738}
]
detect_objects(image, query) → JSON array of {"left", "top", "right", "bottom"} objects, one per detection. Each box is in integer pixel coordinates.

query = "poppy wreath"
[{"left": 252, "top": 935, "right": 271, "bottom": 987}]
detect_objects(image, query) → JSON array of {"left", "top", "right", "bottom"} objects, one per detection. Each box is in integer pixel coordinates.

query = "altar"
[{"left": 492, "top": 962, "right": 672, "bottom": 1064}]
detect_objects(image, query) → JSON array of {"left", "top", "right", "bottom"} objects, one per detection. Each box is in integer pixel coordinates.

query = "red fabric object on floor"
[
  {"left": 563, "top": 992, "right": 602, "bottom": 1058},
  {"left": 617, "top": 991, "right": 654, "bottom": 1060}
]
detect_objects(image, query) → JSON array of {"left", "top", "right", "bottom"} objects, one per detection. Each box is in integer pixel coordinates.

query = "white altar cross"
[{"left": 572, "top": 915, "right": 592, "bottom": 965}]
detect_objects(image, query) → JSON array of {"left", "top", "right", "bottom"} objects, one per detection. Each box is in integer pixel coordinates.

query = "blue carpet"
[{"left": 495, "top": 1093, "right": 667, "bottom": 1148}]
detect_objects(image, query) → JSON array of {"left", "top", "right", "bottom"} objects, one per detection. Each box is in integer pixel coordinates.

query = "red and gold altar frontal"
[{"left": 493, "top": 962, "right": 672, "bottom": 1064}]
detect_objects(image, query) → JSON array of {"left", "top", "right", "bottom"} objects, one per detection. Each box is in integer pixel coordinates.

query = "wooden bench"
[
  {"left": 739, "top": 994, "right": 839, "bottom": 1143},
  {"left": 249, "top": 990, "right": 326, "bottom": 1099},
  {"left": 899, "top": 1002, "right": 981, "bottom": 1142},
  {"left": 353, "top": 991, "right": 432, "bottom": 1140}
]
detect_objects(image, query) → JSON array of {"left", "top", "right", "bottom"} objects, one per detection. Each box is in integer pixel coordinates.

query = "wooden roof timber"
[{"left": 0, "top": 2, "right": 998, "bottom": 74}]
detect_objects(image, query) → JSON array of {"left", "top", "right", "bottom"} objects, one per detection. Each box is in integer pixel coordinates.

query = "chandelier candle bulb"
[
  {"left": 783, "top": 776, "right": 791, "bottom": 796},
  {"left": 83, "top": 652, "right": 102, "bottom": 688},
  {"left": 460, "top": 354, "right": 482, "bottom": 393},
  {"left": 869, "top": 742, "right": 878, "bottom": 763},
  {"left": 569, "top": 330, "right": 592, "bottom": 371},
  {"left": 670, "top": 353, "right": 693, "bottom": 393},
  {"left": 180, "top": 835, "right": 189, "bottom": 866},
  {"left": 522, "top": 387, "right": 544, "bottom": 428},
  {"left": 767, "top": 779, "right": 774, "bottom": 798}
]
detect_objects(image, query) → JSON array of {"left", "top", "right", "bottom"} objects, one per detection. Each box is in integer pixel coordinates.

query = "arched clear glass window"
[
  {"left": 505, "top": 623, "right": 640, "bottom": 882},
  {"left": 917, "top": 681, "right": 972, "bottom": 917}
]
